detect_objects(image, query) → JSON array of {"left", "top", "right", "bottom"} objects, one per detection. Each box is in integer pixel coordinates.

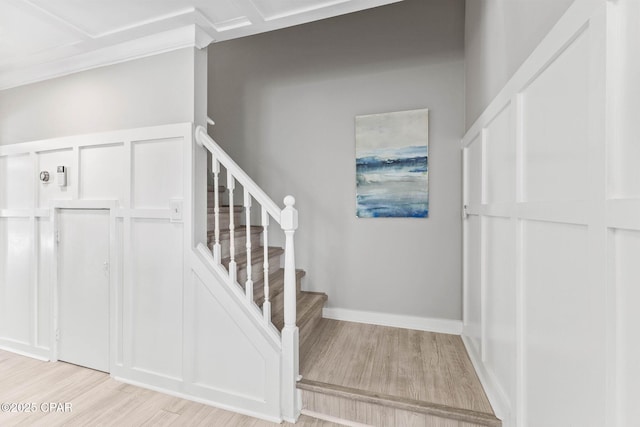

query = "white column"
[{"left": 280, "top": 195, "right": 300, "bottom": 421}]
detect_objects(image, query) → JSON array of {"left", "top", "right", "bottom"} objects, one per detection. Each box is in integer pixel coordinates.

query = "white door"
[{"left": 57, "top": 209, "right": 110, "bottom": 372}]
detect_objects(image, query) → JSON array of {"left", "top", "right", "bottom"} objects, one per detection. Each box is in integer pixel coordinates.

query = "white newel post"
[{"left": 280, "top": 195, "right": 300, "bottom": 421}]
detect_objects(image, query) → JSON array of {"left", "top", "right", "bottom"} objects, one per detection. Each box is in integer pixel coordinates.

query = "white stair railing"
[{"left": 194, "top": 124, "right": 300, "bottom": 420}]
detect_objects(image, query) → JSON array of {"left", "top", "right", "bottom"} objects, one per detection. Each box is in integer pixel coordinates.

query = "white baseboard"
[
  {"left": 322, "top": 307, "right": 463, "bottom": 335},
  {"left": 461, "top": 334, "right": 511, "bottom": 427},
  {"left": 111, "top": 375, "right": 283, "bottom": 424},
  {"left": 0, "top": 342, "right": 50, "bottom": 362}
]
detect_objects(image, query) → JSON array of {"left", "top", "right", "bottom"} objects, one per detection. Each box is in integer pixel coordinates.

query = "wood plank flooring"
[
  {"left": 300, "top": 319, "right": 495, "bottom": 417},
  {"left": 0, "top": 350, "right": 338, "bottom": 427}
]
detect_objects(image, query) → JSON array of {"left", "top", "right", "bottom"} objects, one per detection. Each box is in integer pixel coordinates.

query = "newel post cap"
[{"left": 281, "top": 195, "right": 298, "bottom": 231}]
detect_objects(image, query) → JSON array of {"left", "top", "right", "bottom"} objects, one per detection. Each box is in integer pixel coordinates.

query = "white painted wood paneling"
[
  {"left": 522, "top": 28, "right": 589, "bottom": 203},
  {"left": 79, "top": 144, "right": 125, "bottom": 202},
  {"left": 523, "top": 221, "right": 604, "bottom": 426},
  {"left": 37, "top": 149, "right": 74, "bottom": 207},
  {"left": 613, "top": 229, "right": 640, "bottom": 426},
  {"left": 36, "top": 218, "right": 52, "bottom": 349},
  {"left": 130, "top": 219, "right": 183, "bottom": 379},
  {"left": 464, "top": 215, "right": 481, "bottom": 355},
  {"left": 0, "top": 217, "right": 32, "bottom": 344},
  {"left": 484, "top": 104, "right": 514, "bottom": 205},
  {"left": 193, "top": 278, "right": 266, "bottom": 400},
  {"left": 132, "top": 138, "right": 183, "bottom": 209},
  {"left": 484, "top": 217, "right": 515, "bottom": 407},
  {"left": 461, "top": 1, "right": 621, "bottom": 425},
  {"left": 0, "top": 122, "right": 286, "bottom": 421},
  {"left": 0, "top": 154, "right": 33, "bottom": 209}
]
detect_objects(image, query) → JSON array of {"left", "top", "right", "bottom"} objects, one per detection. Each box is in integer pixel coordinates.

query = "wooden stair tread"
[
  {"left": 208, "top": 225, "right": 262, "bottom": 238},
  {"left": 253, "top": 269, "right": 305, "bottom": 304},
  {"left": 221, "top": 246, "right": 283, "bottom": 268},
  {"left": 297, "top": 379, "right": 501, "bottom": 427},
  {"left": 271, "top": 291, "right": 327, "bottom": 331},
  {"left": 207, "top": 205, "right": 243, "bottom": 214}
]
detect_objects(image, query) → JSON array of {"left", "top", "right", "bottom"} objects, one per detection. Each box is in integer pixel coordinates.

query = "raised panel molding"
[{"left": 462, "top": 1, "right": 613, "bottom": 426}]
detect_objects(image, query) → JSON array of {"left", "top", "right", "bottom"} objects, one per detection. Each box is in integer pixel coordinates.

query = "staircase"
[{"left": 207, "top": 189, "right": 327, "bottom": 347}]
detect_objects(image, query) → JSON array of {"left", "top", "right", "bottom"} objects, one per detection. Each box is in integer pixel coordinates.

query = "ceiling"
[{"left": 0, "top": 0, "right": 402, "bottom": 90}]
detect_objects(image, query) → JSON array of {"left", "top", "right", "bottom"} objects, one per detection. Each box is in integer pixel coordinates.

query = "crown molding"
[{"left": 0, "top": 24, "right": 213, "bottom": 91}]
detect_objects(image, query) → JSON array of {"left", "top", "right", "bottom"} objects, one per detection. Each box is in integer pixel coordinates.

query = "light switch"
[{"left": 170, "top": 199, "right": 183, "bottom": 222}]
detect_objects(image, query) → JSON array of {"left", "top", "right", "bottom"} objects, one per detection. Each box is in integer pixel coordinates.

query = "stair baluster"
[
  {"left": 212, "top": 159, "right": 221, "bottom": 263},
  {"left": 227, "top": 172, "right": 237, "bottom": 284},
  {"left": 262, "top": 207, "right": 271, "bottom": 323},
  {"left": 244, "top": 189, "right": 253, "bottom": 302}
]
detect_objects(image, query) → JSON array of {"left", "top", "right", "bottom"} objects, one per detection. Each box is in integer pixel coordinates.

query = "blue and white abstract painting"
[{"left": 356, "top": 109, "right": 429, "bottom": 218}]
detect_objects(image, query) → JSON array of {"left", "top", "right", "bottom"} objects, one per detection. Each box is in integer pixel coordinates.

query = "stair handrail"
[
  {"left": 195, "top": 125, "right": 281, "bottom": 222},
  {"left": 194, "top": 123, "right": 301, "bottom": 421}
]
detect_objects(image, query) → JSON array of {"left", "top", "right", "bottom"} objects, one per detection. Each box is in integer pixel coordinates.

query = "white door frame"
[{"left": 50, "top": 200, "right": 118, "bottom": 370}]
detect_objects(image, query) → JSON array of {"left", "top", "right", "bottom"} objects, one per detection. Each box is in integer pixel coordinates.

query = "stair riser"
[
  {"left": 300, "top": 391, "right": 489, "bottom": 427},
  {"left": 211, "top": 232, "right": 261, "bottom": 260},
  {"left": 207, "top": 210, "right": 242, "bottom": 231},
  {"left": 233, "top": 252, "right": 281, "bottom": 287}
]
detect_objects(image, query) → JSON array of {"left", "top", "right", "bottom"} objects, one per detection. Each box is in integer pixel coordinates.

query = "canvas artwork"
[{"left": 355, "top": 108, "right": 429, "bottom": 218}]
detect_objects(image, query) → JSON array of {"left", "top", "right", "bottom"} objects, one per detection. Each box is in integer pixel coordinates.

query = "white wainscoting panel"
[
  {"left": 0, "top": 154, "right": 33, "bottom": 209},
  {"left": 522, "top": 28, "right": 590, "bottom": 204},
  {"left": 36, "top": 218, "right": 52, "bottom": 349},
  {"left": 37, "top": 149, "right": 74, "bottom": 207},
  {"left": 484, "top": 217, "right": 515, "bottom": 407},
  {"left": 484, "top": 104, "right": 514, "bottom": 205},
  {"left": 523, "top": 221, "right": 604, "bottom": 427},
  {"left": 0, "top": 122, "right": 286, "bottom": 422},
  {"left": 79, "top": 143, "right": 125, "bottom": 202},
  {"left": 0, "top": 217, "right": 32, "bottom": 345},
  {"left": 193, "top": 277, "right": 266, "bottom": 400},
  {"left": 464, "top": 215, "right": 482, "bottom": 356},
  {"left": 132, "top": 137, "right": 184, "bottom": 209},
  {"left": 461, "top": 1, "right": 619, "bottom": 425},
  {"left": 129, "top": 219, "right": 184, "bottom": 380},
  {"left": 613, "top": 229, "right": 640, "bottom": 426}
]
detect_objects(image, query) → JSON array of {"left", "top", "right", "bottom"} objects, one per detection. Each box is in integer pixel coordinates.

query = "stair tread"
[
  {"left": 271, "top": 291, "right": 327, "bottom": 331},
  {"left": 221, "top": 246, "right": 283, "bottom": 268},
  {"left": 253, "top": 269, "right": 305, "bottom": 303},
  {"left": 297, "top": 379, "right": 501, "bottom": 427},
  {"left": 209, "top": 225, "right": 262, "bottom": 238},
  {"left": 207, "top": 205, "right": 243, "bottom": 213}
]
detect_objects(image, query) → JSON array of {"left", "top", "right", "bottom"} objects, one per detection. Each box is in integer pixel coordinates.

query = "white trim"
[
  {"left": 0, "top": 25, "right": 212, "bottom": 91},
  {"left": 462, "top": 335, "right": 510, "bottom": 427},
  {"left": 300, "top": 409, "right": 370, "bottom": 427},
  {"left": 322, "top": 308, "right": 463, "bottom": 335},
  {"left": 0, "top": 344, "right": 49, "bottom": 362},
  {"left": 111, "top": 375, "right": 283, "bottom": 424}
]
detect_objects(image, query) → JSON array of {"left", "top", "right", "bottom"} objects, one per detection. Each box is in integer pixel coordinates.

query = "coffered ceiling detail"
[{"left": 0, "top": 0, "right": 402, "bottom": 90}]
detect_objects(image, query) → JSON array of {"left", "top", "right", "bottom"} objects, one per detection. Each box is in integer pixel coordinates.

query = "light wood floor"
[
  {"left": 300, "top": 319, "right": 494, "bottom": 416},
  {"left": 0, "top": 350, "right": 338, "bottom": 427}
]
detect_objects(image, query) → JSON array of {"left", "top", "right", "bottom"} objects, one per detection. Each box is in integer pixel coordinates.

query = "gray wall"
[
  {"left": 0, "top": 48, "right": 198, "bottom": 145},
  {"left": 465, "top": 0, "right": 574, "bottom": 129},
  {"left": 208, "top": 0, "right": 465, "bottom": 321}
]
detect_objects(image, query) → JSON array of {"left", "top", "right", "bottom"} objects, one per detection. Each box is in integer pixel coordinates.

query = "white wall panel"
[
  {"left": 37, "top": 149, "right": 73, "bottom": 207},
  {"left": 484, "top": 217, "right": 515, "bottom": 404},
  {"left": 80, "top": 144, "right": 125, "bottom": 202},
  {"left": 193, "top": 277, "right": 265, "bottom": 400},
  {"left": 464, "top": 215, "right": 482, "bottom": 355},
  {"left": 614, "top": 229, "right": 640, "bottom": 426},
  {"left": 523, "top": 221, "right": 604, "bottom": 427},
  {"left": 0, "top": 154, "right": 33, "bottom": 209},
  {"left": 130, "top": 219, "right": 183, "bottom": 379},
  {"left": 466, "top": 137, "right": 483, "bottom": 206},
  {"left": 485, "top": 105, "right": 514, "bottom": 204},
  {"left": 0, "top": 218, "right": 32, "bottom": 344},
  {"left": 522, "top": 29, "right": 589, "bottom": 203},
  {"left": 37, "top": 218, "right": 52, "bottom": 348},
  {"left": 132, "top": 138, "right": 183, "bottom": 208}
]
